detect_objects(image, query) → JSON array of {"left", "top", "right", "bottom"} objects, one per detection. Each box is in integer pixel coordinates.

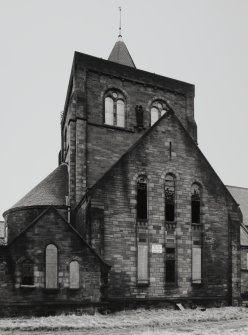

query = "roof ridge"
[
  {"left": 226, "top": 185, "right": 248, "bottom": 191},
  {"left": 6, "top": 163, "right": 68, "bottom": 212}
]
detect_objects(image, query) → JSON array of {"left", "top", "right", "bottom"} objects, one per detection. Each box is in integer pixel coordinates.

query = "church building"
[{"left": 0, "top": 32, "right": 245, "bottom": 315}]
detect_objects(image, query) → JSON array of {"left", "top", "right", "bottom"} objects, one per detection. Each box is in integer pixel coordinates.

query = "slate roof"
[
  {"left": 227, "top": 186, "right": 248, "bottom": 226},
  {"left": 108, "top": 37, "right": 136, "bottom": 68},
  {"left": 11, "top": 163, "right": 68, "bottom": 209}
]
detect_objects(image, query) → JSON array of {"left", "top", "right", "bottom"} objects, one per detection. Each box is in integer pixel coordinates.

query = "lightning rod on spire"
[{"left": 118, "top": 6, "right": 122, "bottom": 38}]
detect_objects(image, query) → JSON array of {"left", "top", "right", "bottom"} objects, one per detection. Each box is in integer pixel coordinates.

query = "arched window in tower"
[
  {"left": 21, "top": 260, "right": 34, "bottom": 286},
  {"left": 45, "top": 244, "right": 58, "bottom": 289},
  {"left": 105, "top": 97, "right": 114, "bottom": 125},
  {"left": 150, "top": 100, "right": 170, "bottom": 126},
  {"left": 191, "top": 183, "right": 201, "bottom": 224},
  {"left": 104, "top": 90, "right": 126, "bottom": 127},
  {"left": 165, "top": 174, "right": 175, "bottom": 222},
  {"left": 116, "top": 99, "right": 125, "bottom": 127},
  {"left": 151, "top": 107, "right": 159, "bottom": 126},
  {"left": 137, "top": 176, "right": 147, "bottom": 220}
]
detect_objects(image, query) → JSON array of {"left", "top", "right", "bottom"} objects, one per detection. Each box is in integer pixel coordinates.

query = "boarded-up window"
[
  {"left": 165, "top": 174, "right": 175, "bottom": 222},
  {"left": 137, "top": 244, "right": 148, "bottom": 282},
  {"left": 70, "top": 261, "right": 80, "bottom": 289},
  {"left": 137, "top": 176, "right": 147, "bottom": 220},
  {"left": 46, "top": 244, "right": 58, "bottom": 289},
  {"left": 192, "top": 246, "right": 201, "bottom": 284},
  {"left": 165, "top": 247, "right": 176, "bottom": 283},
  {"left": 246, "top": 252, "right": 248, "bottom": 270},
  {"left": 21, "top": 260, "right": 34, "bottom": 285}
]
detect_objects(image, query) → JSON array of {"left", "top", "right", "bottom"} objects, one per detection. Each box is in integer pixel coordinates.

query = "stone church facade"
[{"left": 0, "top": 36, "right": 245, "bottom": 315}]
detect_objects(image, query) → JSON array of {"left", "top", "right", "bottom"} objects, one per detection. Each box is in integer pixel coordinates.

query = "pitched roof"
[
  {"left": 108, "top": 37, "right": 136, "bottom": 68},
  {"left": 227, "top": 185, "right": 248, "bottom": 226},
  {"left": 8, "top": 205, "right": 110, "bottom": 269},
  {"left": 86, "top": 110, "right": 238, "bottom": 210},
  {"left": 11, "top": 163, "right": 68, "bottom": 209}
]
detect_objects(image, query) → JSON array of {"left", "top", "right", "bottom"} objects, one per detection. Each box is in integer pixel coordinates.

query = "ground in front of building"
[{"left": 0, "top": 306, "right": 248, "bottom": 334}]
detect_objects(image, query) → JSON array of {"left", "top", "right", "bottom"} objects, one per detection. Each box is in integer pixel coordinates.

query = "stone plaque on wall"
[{"left": 151, "top": 244, "right": 162, "bottom": 254}]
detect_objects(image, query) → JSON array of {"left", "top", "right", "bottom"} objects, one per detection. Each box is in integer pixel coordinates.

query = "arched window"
[
  {"left": 191, "top": 183, "right": 201, "bottom": 224},
  {"left": 69, "top": 260, "right": 80, "bottom": 289},
  {"left": 151, "top": 107, "right": 159, "bottom": 126},
  {"left": 46, "top": 244, "right": 58, "bottom": 289},
  {"left": 165, "top": 174, "right": 175, "bottom": 222},
  {"left": 116, "top": 100, "right": 125, "bottom": 127},
  {"left": 21, "top": 260, "right": 34, "bottom": 286},
  {"left": 150, "top": 100, "right": 170, "bottom": 126},
  {"left": 137, "top": 176, "right": 147, "bottom": 220},
  {"left": 104, "top": 90, "right": 126, "bottom": 127},
  {"left": 105, "top": 97, "right": 114, "bottom": 125}
]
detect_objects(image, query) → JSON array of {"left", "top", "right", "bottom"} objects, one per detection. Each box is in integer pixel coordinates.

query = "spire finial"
[{"left": 118, "top": 6, "right": 122, "bottom": 38}]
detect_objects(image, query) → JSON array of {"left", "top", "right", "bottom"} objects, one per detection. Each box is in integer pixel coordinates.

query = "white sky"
[{"left": 0, "top": 0, "right": 248, "bottom": 218}]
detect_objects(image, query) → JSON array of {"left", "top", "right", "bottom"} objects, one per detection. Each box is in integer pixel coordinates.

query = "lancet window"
[
  {"left": 45, "top": 244, "right": 58, "bottom": 289},
  {"left": 21, "top": 260, "right": 34, "bottom": 286},
  {"left": 137, "top": 176, "right": 148, "bottom": 220},
  {"left": 165, "top": 174, "right": 175, "bottom": 222}
]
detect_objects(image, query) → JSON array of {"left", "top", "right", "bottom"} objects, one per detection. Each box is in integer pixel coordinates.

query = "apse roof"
[
  {"left": 227, "top": 185, "right": 248, "bottom": 226},
  {"left": 10, "top": 163, "right": 68, "bottom": 210},
  {"left": 108, "top": 37, "right": 136, "bottom": 68}
]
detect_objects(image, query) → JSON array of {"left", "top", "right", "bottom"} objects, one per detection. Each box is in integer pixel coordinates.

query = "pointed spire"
[{"left": 108, "top": 7, "right": 136, "bottom": 68}]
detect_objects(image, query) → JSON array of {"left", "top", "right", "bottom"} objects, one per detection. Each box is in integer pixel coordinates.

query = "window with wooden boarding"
[
  {"left": 165, "top": 233, "right": 176, "bottom": 284},
  {"left": 191, "top": 183, "right": 202, "bottom": 284},
  {"left": 69, "top": 261, "right": 80, "bottom": 289},
  {"left": 45, "top": 244, "right": 58, "bottom": 289},
  {"left": 136, "top": 176, "right": 149, "bottom": 285},
  {"left": 21, "top": 260, "right": 34, "bottom": 286}
]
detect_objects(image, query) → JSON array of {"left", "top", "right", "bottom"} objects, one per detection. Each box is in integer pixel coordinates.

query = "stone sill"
[
  {"left": 165, "top": 283, "right": 178, "bottom": 288},
  {"left": 192, "top": 281, "right": 203, "bottom": 287},
  {"left": 137, "top": 281, "right": 149, "bottom": 287},
  {"left": 43, "top": 288, "right": 60, "bottom": 293},
  {"left": 20, "top": 285, "right": 36, "bottom": 289},
  {"left": 69, "top": 287, "right": 80, "bottom": 291},
  {"left": 89, "top": 122, "right": 134, "bottom": 133}
]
